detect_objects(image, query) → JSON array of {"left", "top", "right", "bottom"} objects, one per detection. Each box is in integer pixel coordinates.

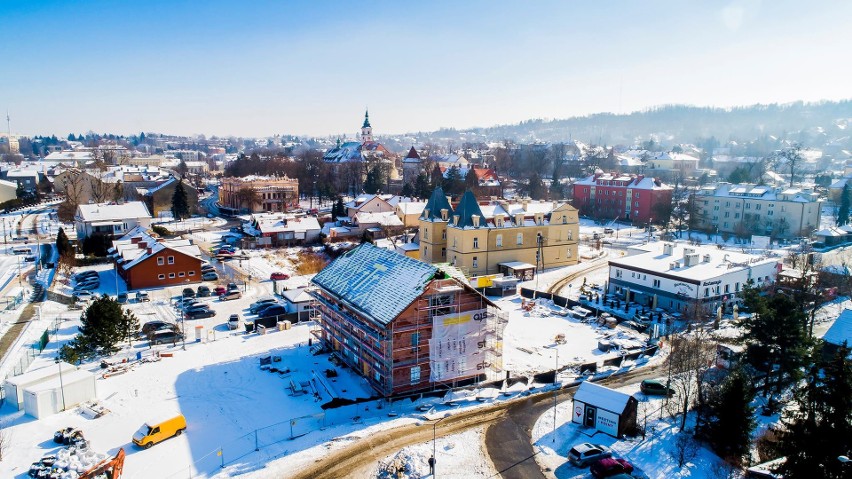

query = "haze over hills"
[{"left": 398, "top": 100, "right": 852, "bottom": 149}]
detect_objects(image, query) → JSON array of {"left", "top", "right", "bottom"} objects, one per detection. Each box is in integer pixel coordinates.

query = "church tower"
[{"left": 360, "top": 109, "right": 373, "bottom": 144}]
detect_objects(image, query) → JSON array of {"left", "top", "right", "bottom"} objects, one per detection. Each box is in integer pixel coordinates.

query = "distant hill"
[{"left": 404, "top": 100, "right": 852, "bottom": 149}]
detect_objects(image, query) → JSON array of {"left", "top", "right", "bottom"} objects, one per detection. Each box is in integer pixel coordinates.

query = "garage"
[
  {"left": 23, "top": 369, "right": 97, "bottom": 419},
  {"left": 571, "top": 381, "right": 638, "bottom": 438},
  {"left": 3, "top": 362, "right": 78, "bottom": 410}
]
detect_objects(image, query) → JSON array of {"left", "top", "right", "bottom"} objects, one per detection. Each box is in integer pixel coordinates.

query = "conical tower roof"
[
  {"left": 420, "top": 187, "right": 453, "bottom": 221},
  {"left": 452, "top": 190, "right": 485, "bottom": 228}
]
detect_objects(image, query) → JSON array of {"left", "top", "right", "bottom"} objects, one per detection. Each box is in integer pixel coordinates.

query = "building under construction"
[{"left": 310, "top": 243, "right": 506, "bottom": 397}]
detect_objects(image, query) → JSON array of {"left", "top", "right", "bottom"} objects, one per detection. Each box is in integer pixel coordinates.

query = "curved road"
[{"left": 289, "top": 365, "right": 663, "bottom": 479}]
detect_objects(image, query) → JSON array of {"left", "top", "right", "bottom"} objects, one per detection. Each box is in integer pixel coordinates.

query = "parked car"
[
  {"left": 590, "top": 458, "right": 633, "bottom": 478},
  {"left": 185, "top": 309, "right": 215, "bottom": 319},
  {"left": 74, "top": 271, "right": 99, "bottom": 280},
  {"left": 140, "top": 320, "right": 178, "bottom": 337},
  {"left": 220, "top": 290, "right": 242, "bottom": 301},
  {"left": 178, "top": 297, "right": 200, "bottom": 308},
  {"left": 12, "top": 235, "right": 29, "bottom": 242},
  {"left": 269, "top": 272, "right": 290, "bottom": 281},
  {"left": 257, "top": 305, "right": 287, "bottom": 319},
  {"left": 216, "top": 249, "right": 234, "bottom": 256},
  {"left": 201, "top": 264, "right": 216, "bottom": 273},
  {"left": 567, "top": 443, "right": 613, "bottom": 467},
  {"left": 75, "top": 279, "right": 100, "bottom": 290},
  {"left": 184, "top": 304, "right": 211, "bottom": 314},
  {"left": 149, "top": 330, "right": 184, "bottom": 346},
  {"left": 603, "top": 227, "right": 615, "bottom": 234},
  {"left": 213, "top": 285, "right": 227, "bottom": 295},
  {"left": 249, "top": 297, "right": 278, "bottom": 313},
  {"left": 137, "top": 290, "right": 150, "bottom": 302},
  {"left": 74, "top": 291, "right": 94, "bottom": 302},
  {"left": 227, "top": 282, "right": 238, "bottom": 291},
  {"left": 24, "top": 255, "right": 37, "bottom": 262},
  {"left": 202, "top": 272, "right": 219, "bottom": 281},
  {"left": 640, "top": 379, "right": 674, "bottom": 396},
  {"left": 227, "top": 314, "right": 240, "bottom": 330},
  {"left": 117, "top": 292, "right": 128, "bottom": 303},
  {"left": 197, "top": 285, "right": 211, "bottom": 297},
  {"left": 132, "top": 414, "right": 187, "bottom": 449},
  {"left": 253, "top": 301, "right": 283, "bottom": 316},
  {"left": 182, "top": 288, "right": 196, "bottom": 299}
]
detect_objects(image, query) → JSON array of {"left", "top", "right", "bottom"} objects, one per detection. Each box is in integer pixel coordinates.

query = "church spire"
[{"left": 360, "top": 109, "right": 373, "bottom": 143}]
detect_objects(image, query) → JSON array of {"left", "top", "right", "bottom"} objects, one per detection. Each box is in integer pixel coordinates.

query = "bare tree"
[
  {"left": 666, "top": 329, "right": 716, "bottom": 430},
  {"left": 56, "top": 169, "right": 88, "bottom": 223},
  {"left": 772, "top": 144, "right": 804, "bottom": 187}
]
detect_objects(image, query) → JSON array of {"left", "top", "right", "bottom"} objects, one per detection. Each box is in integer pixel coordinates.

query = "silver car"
[{"left": 567, "top": 443, "right": 612, "bottom": 467}]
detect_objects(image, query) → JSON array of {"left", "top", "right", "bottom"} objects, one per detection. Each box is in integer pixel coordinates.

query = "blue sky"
[{"left": 1, "top": 0, "right": 850, "bottom": 138}]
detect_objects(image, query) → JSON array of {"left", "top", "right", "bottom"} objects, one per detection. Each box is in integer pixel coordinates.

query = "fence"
[
  {"left": 0, "top": 323, "right": 54, "bottom": 405},
  {"left": 164, "top": 397, "right": 390, "bottom": 478}
]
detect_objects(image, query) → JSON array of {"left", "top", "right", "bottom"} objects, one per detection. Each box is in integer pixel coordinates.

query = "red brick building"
[
  {"left": 110, "top": 227, "right": 203, "bottom": 290},
  {"left": 572, "top": 173, "right": 672, "bottom": 224},
  {"left": 310, "top": 243, "right": 506, "bottom": 397}
]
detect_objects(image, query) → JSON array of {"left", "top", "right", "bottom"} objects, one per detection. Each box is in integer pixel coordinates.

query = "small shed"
[
  {"left": 572, "top": 381, "right": 638, "bottom": 438},
  {"left": 23, "top": 369, "right": 97, "bottom": 419},
  {"left": 3, "top": 362, "right": 78, "bottom": 410},
  {"left": 497, "top": 261, "right": 536, "bottom": 281},
  {"left": 822, "top": 309, "right": 852, "bottom": 360},
  {"left": 280, "top": 288, "right": 316, "bottom": 322}
]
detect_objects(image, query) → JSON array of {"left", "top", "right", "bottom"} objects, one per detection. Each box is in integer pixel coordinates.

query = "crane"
[{"left": 79, "top": 448, "right": 125, "bottom": 479}]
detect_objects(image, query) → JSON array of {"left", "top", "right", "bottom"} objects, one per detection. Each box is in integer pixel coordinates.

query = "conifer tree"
[
  {"left": 703, "top": 368, "right": 756, "bottom": 465},
  {"left": 55, "top": 227, "right": 73, "bottom": 257},
  {"left": 171, "top": 179, "right": 190, "bottom": 220},
  {"left": 837, "top": 183, "right": 850, "bottom": 226},
  {"left": 70, "top": 296, "right": 139, "bottom": 357}
]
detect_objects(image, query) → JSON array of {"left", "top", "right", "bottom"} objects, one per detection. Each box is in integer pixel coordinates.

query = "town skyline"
[{"left": 3, "top": 0, "right": 851, "bottom": 137}]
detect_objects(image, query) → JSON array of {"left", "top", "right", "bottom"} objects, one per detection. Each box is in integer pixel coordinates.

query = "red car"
[
  {"left": 590, "top": 458, "right": 633, "bottom": 478},
  {"left": 213, "top": 285, "right": 227, "bottom": 295},
  {"left": 270, "top": 272, "right": 290, "bottom": 281}
]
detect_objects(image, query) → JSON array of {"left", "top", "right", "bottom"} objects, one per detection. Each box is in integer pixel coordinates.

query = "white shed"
[
  {"left": 280, "top": 288, "right": 315, "bottom": 321},
  {"left": 23, "top": 369, "right": 97, "bottom": 419},
  {"left": 572, "top": 381, "right": 638, "bottom": 438},
  {"left": 3, "top": 362, "right": 78, "bottom": 410}
]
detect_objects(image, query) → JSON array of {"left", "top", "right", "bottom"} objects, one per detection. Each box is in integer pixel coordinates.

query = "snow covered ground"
[{"left": 367, "top": 427, "right": 495, "bottom": 479}]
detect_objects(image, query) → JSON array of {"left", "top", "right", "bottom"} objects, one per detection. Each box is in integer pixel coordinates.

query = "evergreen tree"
[
  {"left": 526, "top": 172, "right": 546, "bottom": 199},
  {"left": 779, "top": 345, "right": 852, "bottom": 479},
  {"left": 463, "top": 166, "right": 479, "bottom": 195},
  {"left": 68, "top": 133, "right": 76, "bottom": 141},
  {"left": 430, "top": 164, "right": 444, "bottom": 191},
  {"left": 363, "top": 165, "right": 383, "bottom": 194},
  {"left": 444, "top": 166, "right": 463, "bottom": 195},
  {"left": 70, "top": 296, "right": 139, "bottom": 357},
  {"left": 55, "top": 227, "right": 73, "bottom": 257},
  {"left": 837, "top": 184, "right": 850, "bottom": 226},
  {"left": 171, "top": 180, "right": 190, "bottom": 220},
  {"left": 740, "top": 284, "right": 810, "bottom": 395},
  {"left": 401, "top": 182, "right": 414, "bottom": 198},
  {"left": 415, "top": 173, "right": 430, "bottom": 199},
  {"left": 703, "top": 368, "right": 757, "bottom": 465},
  {"left": 333, "top": 197, "right": 345, "bottom": 218}
]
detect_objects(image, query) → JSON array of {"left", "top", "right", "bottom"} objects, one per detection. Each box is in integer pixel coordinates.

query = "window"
[
  {"left": 724, "top": 212, "right": 730, "bottom": 218},
  {"left": 724, "top": 284, "right": 730, "bottom": 293},
  {"left": 167, "top": 256, "right": 175, "bottom": 265},
  {"left": 767, "top": 210, "right": 774, "bottom": 216},
  {"left": 562, "top": 215, "right": 567, "bottom": 224},
  {"left": 472, "top": 257, "right": 478, "bottom": 268},
  {"left": 189, "top": 271, "right": 195, "bottom": 276},
  {"left": 452, "top": 237, "right": 457, "bottom": 247},
  {"left": 168, "top": 272, "right": 176, "bottom": 278},
  {"left": 635, "top": 192, "right": 640, "bottom": 198},
  {"left": 158, "top": 274, "right": 165, "bottom": 280},
  {"left": 411, "top": 332, "right": 420, "bottom": 348},
  {"left": 653, "top": 279, "right": 661, "bottom": 287},
  {"left": 178, "top": 272, "right": 185, "bottom": 277},
  {"left": 616, "top": 269, "right": 622, "bottom": 278},
  {"left": 496, "top": 234, "right": 503, "bottom": 247},
  {"left": 157, "top": 257, "right": 164, "bottom": 266},
  {"left": 735, "top": 282, "right": 740, "bottom": 292},
  {"left": 516, "top": 233, "right": 523, "bottom": 245},
  {"left": 424, "top": 229, "right": 428, "bottom": 239},
  {"left": 566, "top": 247, "right": 571, "bottom": 257},
  {"left": 441, "top": 247, "right": 446, "bottom": 258},
  {"left": 704, "top": 288, "right": 709, "bottom": 297},
  {"left": 442, "top": 230, "right": 446, "bottom": 240},
  {"left": 635, "top": 201, "right": 639, "bottom": 207},
  {"left": 735, "top": 213, "right": 740, "bottom": 219},
  {"left": 567, "top": 230, "right": 573, "bottom": 240},
  {"left": 473, "top": 237, "right": 479, "bottom": 249},
  {"left": 410, "top": 366, "right": 421, "bottom": 383}
]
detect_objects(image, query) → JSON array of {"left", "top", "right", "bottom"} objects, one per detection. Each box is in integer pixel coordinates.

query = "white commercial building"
[{"left": 608, "top": 242, "right": 781, "bottom": 313}]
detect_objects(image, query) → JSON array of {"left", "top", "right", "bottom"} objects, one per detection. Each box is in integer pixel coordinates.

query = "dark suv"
[{"left": 149, "top": 330, "right": 183, "bottom": 346}]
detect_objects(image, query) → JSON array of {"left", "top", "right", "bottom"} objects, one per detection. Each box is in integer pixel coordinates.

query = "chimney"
[
  {"left": 662, "top": 243, "right": 674, "bottom": 255},
  {"left": 138, "top": 241, "right": 147, "bottom": 249},
  {"left": 703, "top": 254, "right": 711, "bottom": 263},
  {"left": 131, "top": 237, "right": 140, "bottom": 244},
  {"left": 683, "top": 247, "right": 695, "bottom": 258},
  {"left": 522, "top": 199, "right": 529, "bottom": 211},
  {"left": 147, "top": 247, "right": 153, "bottom": 254},
  {"left": 684, "top": 253, "right": 699, "bottom": 267},
  {"left": 472, "top": 215, "right": 480, "bottom": 228}
]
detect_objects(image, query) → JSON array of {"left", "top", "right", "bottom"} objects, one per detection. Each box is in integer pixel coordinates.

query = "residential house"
[
  {"left": 572, "top": 173, "right": 673, "bottom": 224},
  {"left": 218, "top": 175, "right": 299, "bottom": 213},
  {"left": 75, "top": 202, "right": 152, "bottom": 240},
  {"left": 143, "top": 177, "right": 199, "bottom": 218},
  {"left": 310, "top": 243, "right": 506, "bottom": 396},
  {"left": 244, "top": 212, "right": 321, "bottom": 246},
  {"left": 110, "top": 227, "right": 203, "bottom": 290}
]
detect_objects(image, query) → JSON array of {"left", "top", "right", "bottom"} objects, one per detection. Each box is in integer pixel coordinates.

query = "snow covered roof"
[
  {"left": 110, "top": 227, "right": 201, "bottom": 270},
  {"left": 823, "top": 309, "right": 852, "bottom": 346},
  {"left": 311, "top": 243, "right": 438, "bottom": 326},
  {"left": 573, "top": 381, "right": 633, "bottom": 413},
  {"left": 280, "top": 288, "right": 313, "bottom": 304},
  {"left": 355, "top": 211, "right": 403, "bottom": 227},
  {"left": 76, "top": 201, "right": 152, "bottom": 222},
  {"left": 397, "top": 201, "right": 427, "bottom": 215},
  {"left": 610, "top": 242, "right": 779, "bottom": 282}
]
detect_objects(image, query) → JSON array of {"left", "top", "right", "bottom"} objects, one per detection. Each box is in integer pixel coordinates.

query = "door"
[{"left": 584, "top": 406, "right": 596, "bottom": 427}]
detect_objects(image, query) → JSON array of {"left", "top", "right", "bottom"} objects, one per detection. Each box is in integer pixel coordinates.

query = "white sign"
[
  {"left": 572, "top": 404, "right": 584, "bottom": 424},
  {"left": 429, "top": 309, "right": 488, "bottom": 381},
  {"left": 596, "top": 408, "right": 620, "bottom": 437}
]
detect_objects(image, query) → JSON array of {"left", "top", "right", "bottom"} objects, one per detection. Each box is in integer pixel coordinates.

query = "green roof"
[
  {"left": 420, "top": 187, "right": 454, "bottom": 221},
  {"left": 452, "top": 190, "right": 485, "bottom": 228}
]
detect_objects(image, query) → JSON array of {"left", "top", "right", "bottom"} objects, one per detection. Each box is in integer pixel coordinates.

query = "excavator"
[{"left": 78, "top": 448, "right": 125, "bottom": 479}]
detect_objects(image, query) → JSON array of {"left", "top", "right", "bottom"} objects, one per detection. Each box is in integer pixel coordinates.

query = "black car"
[
  {"left": 197, "top": 285, "right": 211, "bottom": 297},
  {"left": 227, "top": 282, "right": 238, "bottom": 291},
  {"left": 257, "top": 305, "right": 287, "bottom": 318},
  {"left": 140, "top": 320, "right": 178, "bottom": 337},
  {"left": 640, "top": 379, "right": 675, "bottom": 396},
  {"left": 149, "top": 330, "right": 184, "bottom": 346},
  {"left": 182, "top": 288, "right": 196, "bottom": 299},
  {"left": 74, "top": 271, "right": 99, "bottom": 281},
  {"left": 185, "top": 304, "right": 211, "bottom": 314},
  {"left": 249, "top": 298, "right": 279, "bottom": 314},
  {"left": 186, "top": 309, "right": 216, "bottom": 319}
]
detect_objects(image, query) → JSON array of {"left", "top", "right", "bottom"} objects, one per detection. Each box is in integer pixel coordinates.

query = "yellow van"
[{"left": 132, "top": 414, "right": 187, "bottom": 449}]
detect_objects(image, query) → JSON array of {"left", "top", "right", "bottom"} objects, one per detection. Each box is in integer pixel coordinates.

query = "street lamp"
[
  {"left": 553, "top": 348, "right": 558, "bottom": 442},
  {"left": 431, "top": 414, "right": 451, "bottom": 477},
  {"left": 55, "top": 357, "right": 66, "bottom": 412}
]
